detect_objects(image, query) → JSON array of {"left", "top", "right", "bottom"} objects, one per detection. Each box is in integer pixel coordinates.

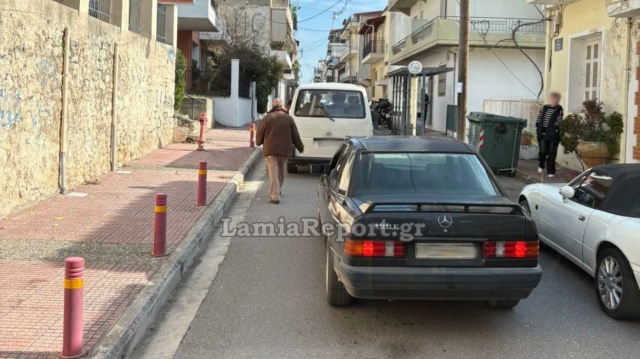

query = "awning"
[
  {"left": 388, "top": 67, "right": 454, "bottom": 77},
  {"left": 158, "top": 0, "right": 195, "bottom": 4}
]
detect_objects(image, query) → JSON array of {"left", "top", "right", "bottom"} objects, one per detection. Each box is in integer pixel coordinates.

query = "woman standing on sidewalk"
[{"left": 536, "top": 92, "right": 564, "bottom": 178}]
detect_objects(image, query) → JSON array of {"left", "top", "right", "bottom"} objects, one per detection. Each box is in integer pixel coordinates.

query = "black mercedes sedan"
[{"left": 317, "top": 136, "right": 542, "bottom": 307}]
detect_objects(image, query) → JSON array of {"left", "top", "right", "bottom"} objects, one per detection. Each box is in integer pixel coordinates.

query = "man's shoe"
[
  {"left": 270, "top": 199, "right": 280, "bottom": 204},
  {"left": 538, "top": 167, "right": 543, "bottom": 174},
  {"left": 548, "top": 174, "right": 555, "bottom": 178}
]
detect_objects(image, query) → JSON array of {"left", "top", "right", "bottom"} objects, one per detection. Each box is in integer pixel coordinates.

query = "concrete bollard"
[
  {"left": 60, "top": 257, "right": 86, "bottom": 359},
  {"left": 197, "top": 162, "right": 207, "bottom": 206},
  {"left": 153, "top": 194, "right": 168, "bottom": 257}
]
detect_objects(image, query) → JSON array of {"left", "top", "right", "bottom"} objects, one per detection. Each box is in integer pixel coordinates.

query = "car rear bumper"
[{"left": 339, "top": 263, "right": 542, "bottom": 300}]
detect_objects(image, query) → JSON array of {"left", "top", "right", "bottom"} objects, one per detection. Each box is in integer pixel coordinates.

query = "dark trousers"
[{"left": 539, "top": 139, "right": 559, "bottom": 175}]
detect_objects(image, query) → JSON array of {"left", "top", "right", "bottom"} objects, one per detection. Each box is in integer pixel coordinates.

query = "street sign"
[{"left": 408, "top": 61, "right": 423, "bottom": 75}]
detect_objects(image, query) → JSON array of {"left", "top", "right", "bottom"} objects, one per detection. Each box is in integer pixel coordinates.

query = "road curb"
[
  {"left": 515, "top": 169, "right": 540, "bottom": 185},
  {"left": 89, "top": 147, "right": 263, "bottom": 359}
]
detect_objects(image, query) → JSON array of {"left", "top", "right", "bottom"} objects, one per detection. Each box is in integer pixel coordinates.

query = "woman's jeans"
[{"left": 538, "top": 139, "right": 559, "bottom": 175}]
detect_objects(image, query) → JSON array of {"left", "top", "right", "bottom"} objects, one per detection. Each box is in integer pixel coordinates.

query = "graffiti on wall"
[{"left": 0, "top": 89, "right": 22, "bottom": 128}]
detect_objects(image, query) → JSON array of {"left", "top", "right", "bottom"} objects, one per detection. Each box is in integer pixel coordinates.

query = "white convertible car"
[{"left": 519, "top": 164, "right": 640, "bottom": 319}]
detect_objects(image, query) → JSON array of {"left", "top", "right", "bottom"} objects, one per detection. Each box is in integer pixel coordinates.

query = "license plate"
[{"left": 415, "top": 243, "right": 478, "bottom": 259}]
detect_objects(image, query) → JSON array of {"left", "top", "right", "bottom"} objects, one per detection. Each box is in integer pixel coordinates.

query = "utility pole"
[{"left": 456, "top": 0, "right": 470, "bottom": 142}]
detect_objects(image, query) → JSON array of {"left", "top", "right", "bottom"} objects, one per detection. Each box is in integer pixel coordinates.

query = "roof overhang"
[{"left": 358, "top": 16, "right": 386, "bottom": 35}]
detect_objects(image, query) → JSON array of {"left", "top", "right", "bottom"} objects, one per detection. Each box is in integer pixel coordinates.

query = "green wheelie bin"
[{"left": 467, "top": 112, "right": 527, "bottom": 175}]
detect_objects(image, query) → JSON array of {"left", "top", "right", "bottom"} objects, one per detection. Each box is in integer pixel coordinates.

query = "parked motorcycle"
[{"left": 376, "top": 98, "right": 393, "bottom": 130}]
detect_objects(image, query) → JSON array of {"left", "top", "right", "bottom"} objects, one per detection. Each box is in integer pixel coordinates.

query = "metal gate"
[{"left": 388, "top": 67, "right": 453, "bottom": 136}]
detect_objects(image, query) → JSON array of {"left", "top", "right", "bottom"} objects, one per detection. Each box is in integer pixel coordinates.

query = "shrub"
[
  {"left": 174, "top": 50, "right": 187, "bottom": 111},
  {"left": 559, "top": 100, "right": 624, "bottom": 155}
]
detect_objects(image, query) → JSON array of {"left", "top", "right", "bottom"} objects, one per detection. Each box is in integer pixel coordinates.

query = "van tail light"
[
  {"left": 344, "top": 239, "right": 406, "bottom": 258},
  {"left": 482, "top": 241, "right": 539, "bottom": 259}
]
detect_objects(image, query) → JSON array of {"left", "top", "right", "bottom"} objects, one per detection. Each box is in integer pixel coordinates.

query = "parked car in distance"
[
  {"left": 288, "top": 83, "right": 373, "bottom": 174},
  {"left": 318, "top": 136, "right": 542, "bottom": 308},
  {"left": 519, "top": 164, "right": 640, "bottom": 319}
]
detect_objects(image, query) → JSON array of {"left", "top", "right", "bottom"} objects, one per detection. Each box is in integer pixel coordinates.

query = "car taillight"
[
  {"left": 482, "top": 241, "right": 539, "bottom": 259},
  {"left": 344, "top": 239, "right": 406, "bottom": 258}
]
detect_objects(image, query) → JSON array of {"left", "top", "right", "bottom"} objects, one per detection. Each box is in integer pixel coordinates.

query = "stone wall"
[{"left": 0, "top": 0, "right": 175, "bottom": 218}]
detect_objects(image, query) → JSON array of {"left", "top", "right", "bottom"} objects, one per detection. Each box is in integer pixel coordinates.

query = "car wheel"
[
  {"left": 595, "top": 248, "right": 640, "bottom": 319},
  {"left": 487, "top": 299, "right": 520, "bottom": 309},
  {"left": 326, "top": 238, "right": 353, "bottom": 307},
  {"left": 287, "top": 162, "right": 297, "bottom": 174}
]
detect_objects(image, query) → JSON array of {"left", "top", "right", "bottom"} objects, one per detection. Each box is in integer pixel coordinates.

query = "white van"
[{"left": 287, "top": 83, "right": 373, "bottom": 173}]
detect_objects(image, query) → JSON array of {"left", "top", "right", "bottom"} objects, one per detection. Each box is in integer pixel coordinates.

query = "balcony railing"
[
  {"left": 157, "top": 4, "right": 167, "bottom": 43},
  {"left": 363, "top": 39, "right": 385, "bottom": 58},
  {"left": 89, "top": 0, "right": 112, "bottom": 23},
  {"left": 393, "top": 16, "right": 546, "bottom": 54},
  {"left": 129, "top": 0, "right": 143, "bottom": 33}
]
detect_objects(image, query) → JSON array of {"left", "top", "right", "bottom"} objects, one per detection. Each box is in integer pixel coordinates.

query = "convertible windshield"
[
  {"left": 354, "top": 153, "right": 499, "bottom": 196},
  {"left": 294, "top": 89, "right": 366, "bottom": 119}
]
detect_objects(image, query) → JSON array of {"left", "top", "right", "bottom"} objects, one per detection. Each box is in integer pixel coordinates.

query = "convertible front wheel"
[{"left": 596, "top": 248, "right": 640, "bottom": 319}]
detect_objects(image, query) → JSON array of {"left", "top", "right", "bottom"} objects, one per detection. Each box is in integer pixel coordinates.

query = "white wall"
[
  {"left": 416, "top": 48, "right": 544, "bottom": 133},
  {"left": 238, "top": 98, "right": 253, "bottom": 125},
  {"left": 213, "top": 97, "right": 237, "bottom": 127}
]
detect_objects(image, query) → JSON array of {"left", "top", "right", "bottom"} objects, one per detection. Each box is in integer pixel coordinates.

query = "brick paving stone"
[{"left": 0, "top": 132, "right": 257, "bottom": 357}]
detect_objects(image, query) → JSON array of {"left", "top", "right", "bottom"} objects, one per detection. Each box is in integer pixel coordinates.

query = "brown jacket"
[{"left": 256, "top": 107, "right": 304, "bottom": 157}]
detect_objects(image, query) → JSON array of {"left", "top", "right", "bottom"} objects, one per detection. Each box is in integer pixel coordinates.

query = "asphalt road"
[{"left": 133, "top": 161, "right": 640, "bottom": 359}]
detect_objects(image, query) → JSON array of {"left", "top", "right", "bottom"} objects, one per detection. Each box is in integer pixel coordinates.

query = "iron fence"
[
  {"left": 363, "top": 39, "right": 384, "bottom": 58},
  {"left": 89, "top": 0, "right": 111, "bottom": 23},
  {"left": 157, "top": 4, "right": 167, "bottom": 43},
  {"left": 129, "top": 0, "right": 143, "bottom": 33}
]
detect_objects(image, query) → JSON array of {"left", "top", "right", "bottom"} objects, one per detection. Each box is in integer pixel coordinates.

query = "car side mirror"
[
  {"left": 559, "top": 186, "right": 575, "bottom": 199},
  {"left": 329, "top": 169, "right": 338, "bottom": 181}
]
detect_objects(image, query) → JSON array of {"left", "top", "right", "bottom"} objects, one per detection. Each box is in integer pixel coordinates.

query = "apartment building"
[
  {"left": 335, "top": 12, "right": 382, "bottom": 85},
  {"left": 389, "top": 0, "right": 546, "bottom": 133},
  {"left": 529, "top": 0, "right": 640, "bottom": 170},
  {"left": 176, "top": 0, "right": 220, "bottom": 91}
]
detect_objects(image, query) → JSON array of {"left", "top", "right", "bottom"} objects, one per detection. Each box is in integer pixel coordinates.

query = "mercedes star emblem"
[{"left": 437, "top": 214, "right": 453, "bottom": 228}]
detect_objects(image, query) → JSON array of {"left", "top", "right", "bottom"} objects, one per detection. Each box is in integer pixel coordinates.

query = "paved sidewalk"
[
  {"left": 0, "top": 127, "right": 256, "bottom": 359},
  {"left": 515, "top": 159, "right": 581, "bottom": 184}
]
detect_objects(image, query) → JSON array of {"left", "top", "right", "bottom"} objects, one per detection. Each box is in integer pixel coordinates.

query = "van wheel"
[{"left": 287, "top": 162, "right": 297, "bottom": 174}]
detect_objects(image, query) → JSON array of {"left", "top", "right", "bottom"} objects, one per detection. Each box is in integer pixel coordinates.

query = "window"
[
  {"left": 438, "top": 68, "right": 446, "bottom": 97},
  {"left": 338, "top": 152, "right": 355, "bottom": 194},
  {"left": 294, "top": 89, "right": 366, "bottom": 119},
  {"left": 568, "top": 34, "right": 602, "bottom": 110},
  {"left": 584, "top": 40, "right": 600, "bottom": 102},
  {"left": 570, "top": 170, "right": 612, "bottom": 209},
  {"left": 354, "top": 153, "right": 499, "bottom": 196}
]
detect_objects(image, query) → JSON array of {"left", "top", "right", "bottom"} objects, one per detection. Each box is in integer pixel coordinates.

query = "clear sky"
[{"left": 294, "top": 0, "right": 387, "bottom": 84}]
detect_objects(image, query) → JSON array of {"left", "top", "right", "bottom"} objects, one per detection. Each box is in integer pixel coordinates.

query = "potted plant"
[
  {"left": 270, "top": 41, "right": 287, "bottom": 51},
  {"left": 558, "top": 100, "right": 624, "bottom": 168}
]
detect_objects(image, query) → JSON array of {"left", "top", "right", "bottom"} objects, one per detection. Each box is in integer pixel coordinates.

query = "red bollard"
[
  {"left": 61, "top": 257, "right": 86, "bottom": 359},
  {"left": 197, "top": 113, "right": 207, "bottom": 151},
  {"left": 249, "top": 123, "right": 255, "bottom": 148},
  {"left": 197, "top": 162, "right": 207, "bottom": 206},
  {"left": 153, "top": 194, "right": 168, "bottom": 257}
]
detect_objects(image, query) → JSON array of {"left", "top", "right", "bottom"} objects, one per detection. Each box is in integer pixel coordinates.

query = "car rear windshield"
[
  {"left": 294, "top": 89, "right": 365, "bottom": 119},
  {"left": 354, "top": 153, "right": 499, "bottom": 196}
]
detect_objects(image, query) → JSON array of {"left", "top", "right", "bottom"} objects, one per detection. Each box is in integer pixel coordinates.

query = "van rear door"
[{"left": 292, "top": 88, "right": 372, "bottom": 159}]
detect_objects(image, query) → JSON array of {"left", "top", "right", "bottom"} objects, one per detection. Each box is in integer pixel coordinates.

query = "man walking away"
[
  {"left": 536, "top": 92, "right": 564, "bottom": 178},
  {"left": 256, "top": 99, "right": 304, "bottom": 204}
]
